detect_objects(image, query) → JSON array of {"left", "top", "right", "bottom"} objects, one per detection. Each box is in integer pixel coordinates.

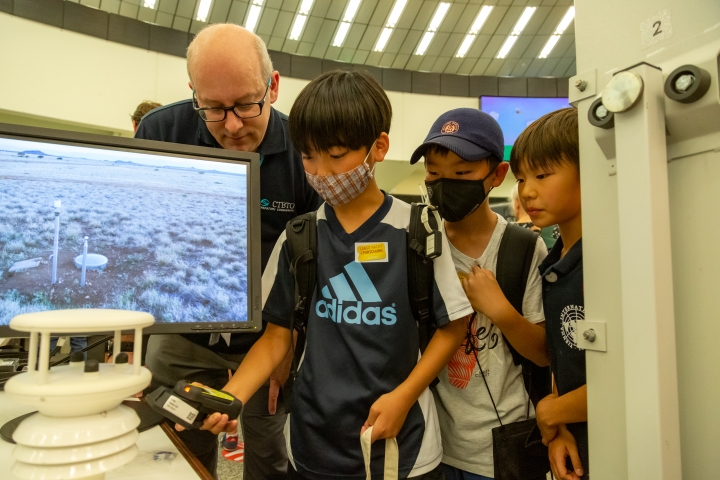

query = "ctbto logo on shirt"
[
  {"left": 315, "top": 261, "right": 396, "bottom": 325},
  {"left": 260, "top": 198, "right": 295, "bottom": 213},
  {"left": 560, "top": 304, "right": 585, "bottom": 350}
]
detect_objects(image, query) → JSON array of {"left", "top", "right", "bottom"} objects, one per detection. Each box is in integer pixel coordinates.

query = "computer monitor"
[
  {"left": 0, "top": 123, "right": 261, "bottom": 336},
  {"left": 480, "top": 96, "right": 571, "bottom": 160}
]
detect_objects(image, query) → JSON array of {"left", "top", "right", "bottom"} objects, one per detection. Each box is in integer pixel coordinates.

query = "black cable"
[{"left": 48, "top": 335, "right": 113, "bottom": 367}]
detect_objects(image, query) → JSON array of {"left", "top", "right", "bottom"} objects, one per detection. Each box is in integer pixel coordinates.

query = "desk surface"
[{"left": 0, "top": 393, "right": 201, "bottom": 480}]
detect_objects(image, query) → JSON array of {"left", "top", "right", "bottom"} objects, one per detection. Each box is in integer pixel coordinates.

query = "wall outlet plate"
[{"left": 576, "top": 320, "right": 607, "bottom": 352}]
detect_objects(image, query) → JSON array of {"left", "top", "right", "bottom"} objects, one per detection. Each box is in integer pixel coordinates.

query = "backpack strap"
[
  {"left": 495, "top": 224, "right": 537, "bottom": 365},
  {"left": 284, "top": 211, "right": 317, "bottom": 410},
  {"left": 407, "top": 203, "right": 442, "bottom": 357},
  {"left": 496, "top": 223, "right": 551, "bottom": 408}
]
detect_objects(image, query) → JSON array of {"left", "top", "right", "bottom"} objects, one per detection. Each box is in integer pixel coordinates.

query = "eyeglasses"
[{"left": 192, "top": 79, "right": 272, "bottom": 122}]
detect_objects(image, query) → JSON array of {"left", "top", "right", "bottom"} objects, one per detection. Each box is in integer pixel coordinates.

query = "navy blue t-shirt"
[
  {"left": 135, "top": 101, "right": 321, "bottom": 353},
  {"left": 262, "top": 195, "right": 473, "bottom": 480},
  {"left": 539, "top": 237, "right": 589, "bottom": 475}
]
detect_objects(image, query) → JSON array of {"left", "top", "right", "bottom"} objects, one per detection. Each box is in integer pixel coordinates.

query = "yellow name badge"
[
  {"left": 457, "top": 271, "right": 468, "bottom": 283},
  {"left": 355, "top": 242, "right": 389, "bottom": 263}
]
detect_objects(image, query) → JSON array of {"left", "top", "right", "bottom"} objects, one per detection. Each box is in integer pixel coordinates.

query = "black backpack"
[{"left": 283, "top": 205, "right": 550, "bottom": 409}]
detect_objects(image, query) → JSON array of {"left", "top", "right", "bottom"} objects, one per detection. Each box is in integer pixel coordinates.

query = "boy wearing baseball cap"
[{"left": 411, "top": 108, "right": 550, "bottom": 480}]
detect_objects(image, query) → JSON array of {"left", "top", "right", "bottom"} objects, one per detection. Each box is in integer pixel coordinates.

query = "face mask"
[
  {"left": 305, "top": 143, "right": 376, "bottom": 207},
  {"left": 425, "top": 172, "right": 493, "bottom": 222}
]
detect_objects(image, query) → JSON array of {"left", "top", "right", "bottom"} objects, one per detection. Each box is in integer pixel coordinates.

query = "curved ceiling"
[{"left": 67, "top": 0, "right": 576, "bottom": 78}]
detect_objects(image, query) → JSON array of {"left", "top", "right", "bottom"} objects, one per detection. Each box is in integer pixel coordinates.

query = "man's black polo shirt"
[
  {"left": 136, "top": 100, "right": 321, "bottom": 353},
  {"left": 538, "top": 237, "right": 589, "bottom": 476}
]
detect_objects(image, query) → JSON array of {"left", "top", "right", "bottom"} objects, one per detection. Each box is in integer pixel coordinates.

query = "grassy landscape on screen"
[{"left": 0, "top": 141, "right": 248, "bottom": 326}]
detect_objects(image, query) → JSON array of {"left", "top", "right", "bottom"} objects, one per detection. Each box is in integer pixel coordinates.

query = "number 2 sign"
[{"left": 641, "top": 10, "right": 673, "bottom": 48}]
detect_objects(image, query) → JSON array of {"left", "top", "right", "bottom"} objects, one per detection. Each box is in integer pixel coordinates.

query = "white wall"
[
  {"left": 0, "top": 13, "right": 189, "bottom": 135},
  {"left": 0, "top": 12, "right": 478, "bottom": 165}
]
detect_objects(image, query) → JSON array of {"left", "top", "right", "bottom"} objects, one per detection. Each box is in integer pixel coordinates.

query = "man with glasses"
[{"left": 135, "top": 23, "right": 320, "bottom": 479}]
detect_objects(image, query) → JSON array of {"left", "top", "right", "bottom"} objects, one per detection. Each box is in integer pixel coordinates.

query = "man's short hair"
[
  {"left": 186, "top": 24, "right": 273, "bottom": 85},
  {"left": 509, "top": 107, "right": 579, "bottom": 175},
  {"left": 131, "top": 101, "right": 162, "bottom": 124},
  {"left": 289, "top": 70, "right": 392, "bottom": 155}
]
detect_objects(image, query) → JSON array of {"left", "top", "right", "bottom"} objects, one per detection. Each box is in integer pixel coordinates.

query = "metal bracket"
[
  {"left": 569, "top": 69, "right": 598, "bottom": 106},
  {"left": 576, "top": 320, "right": 607, "bottom": 352}
]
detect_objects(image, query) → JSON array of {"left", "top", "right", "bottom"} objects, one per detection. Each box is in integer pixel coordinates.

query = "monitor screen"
[
  {"left": 480, "top": 96, "right": 571, "bottom": 160},
  {"left": 0, "top": 124, "right": 261, "bottom": 336}
]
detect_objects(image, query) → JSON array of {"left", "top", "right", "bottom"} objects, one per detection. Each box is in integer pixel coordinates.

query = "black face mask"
[{"left": 425, "top": 173, "right": 493, "bottom": 222}]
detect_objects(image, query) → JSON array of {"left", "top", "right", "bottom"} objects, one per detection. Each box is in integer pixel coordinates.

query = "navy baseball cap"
[{"left": 410, "top": 108, "right": 504, "bottom": 164}]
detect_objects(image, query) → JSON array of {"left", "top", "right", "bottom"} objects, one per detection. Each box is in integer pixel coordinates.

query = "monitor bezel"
[{"left": 0, "top": 122, "right": 262, "bottom": 337}]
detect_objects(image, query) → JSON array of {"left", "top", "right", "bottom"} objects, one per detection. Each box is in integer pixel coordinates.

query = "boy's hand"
[
  {"left": 536, "top": 393, "right": 560, "bottom": 445},
  {"left": 175, "top": 413, "right": 238, "bottom": 436},
  {"left": 361, "top": 390, "right": 413, "bottom": 442},
  {"left": 548, "top": 426, "right": 584, "bottom": 480},
  {"left": 461, "top": 266, "right": 513, "bottom": 321}
]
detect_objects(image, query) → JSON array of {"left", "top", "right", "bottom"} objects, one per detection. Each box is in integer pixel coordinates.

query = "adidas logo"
[{"left": 315, "top": 261, "right": 397, "bottom": 325}]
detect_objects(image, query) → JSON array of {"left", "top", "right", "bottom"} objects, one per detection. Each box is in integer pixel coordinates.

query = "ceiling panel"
[
  {"left": 257, "top": 7, "right": 279, "bottom": 35},
  {"left": 72, "top": 0, "right": 576, "bottom": 79}
]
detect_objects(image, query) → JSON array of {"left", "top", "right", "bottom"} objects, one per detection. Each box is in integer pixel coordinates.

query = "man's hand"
[
  {"left": 461, "top": 266, "right": 513, "bottom": 321},
  {"left": 268, "top": 347, "right": 293, "bottom": 415},
  {"left": 536, "top": 393, "right": 560, "bottom": 445},
  {"left": 548, "top": 426, "right": 584, "bottom": 480},
  {"left": 175, "top": 413, "right": 239, "bottom": 436},
  {"left": 361, "top": 390, "right": 413, "bottom": 443}
]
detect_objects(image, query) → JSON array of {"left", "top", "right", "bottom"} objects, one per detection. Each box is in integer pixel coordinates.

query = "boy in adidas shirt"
[
  {"left": 410, "top": 108, "right": 550, "bottom": 480},
  {"left": 192, "top": 70, "right": 473, "bottom": 479}
]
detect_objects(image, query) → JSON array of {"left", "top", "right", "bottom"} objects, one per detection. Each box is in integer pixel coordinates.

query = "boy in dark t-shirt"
[
  {"left": 509, "top": 108, "right": 588, "bottom": 480},
  {"left": 185, "top": 70, "right": 473, "bottom": 480}
]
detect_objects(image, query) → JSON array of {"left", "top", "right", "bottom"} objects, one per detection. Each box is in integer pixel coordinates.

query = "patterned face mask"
[{"left": 305, "top": 143, "right": 376, "bottom": 207}]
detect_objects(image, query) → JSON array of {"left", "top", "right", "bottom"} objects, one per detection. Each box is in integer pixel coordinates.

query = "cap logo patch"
[{"left": 441, "top": 121, "right": 459, "bottom": 134}]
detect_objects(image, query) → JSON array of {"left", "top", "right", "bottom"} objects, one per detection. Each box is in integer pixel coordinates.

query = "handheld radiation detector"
[{"left": 147, "top": 380, "right": 243, "bottom": 430}]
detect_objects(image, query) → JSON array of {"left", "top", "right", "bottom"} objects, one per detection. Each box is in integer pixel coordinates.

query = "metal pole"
[
  {"left": 81, "top": 236, "right": 88, "bottom": 287},
  {"left": 52, "top": 199, "right": 61, "bottom": 284},
  {"left": 613, "top": 64, "right": 682, "bottom": 479}
]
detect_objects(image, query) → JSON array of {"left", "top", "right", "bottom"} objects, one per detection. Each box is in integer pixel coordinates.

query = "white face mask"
[{"left": 305, "top": 143, "right": 376, "bottom": 207}]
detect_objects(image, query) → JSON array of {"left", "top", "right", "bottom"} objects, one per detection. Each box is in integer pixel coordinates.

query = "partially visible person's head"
[
  {"left": 131, "top": 100, "right": 162, "bottom": 132},
  {"left": 289, "top": 70, "right": 392, "bottom": 206},
  {"left": 410, "top": 108, "right": 508, "bottom": 222},
  {"left": 509, "top": 107, "right": 580, "bottom": 228},
  {"left": 510, "top": 181, "right": 524, "bottom": 221},
  {"left": 186, "top": 23, "right": 278, "bottom": 152}
]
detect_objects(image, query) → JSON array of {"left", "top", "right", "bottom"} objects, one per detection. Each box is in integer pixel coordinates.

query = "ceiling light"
[
  {"left": 497, "top": 35, "right": 518, "bottom": 59},
  {"left": 333, "top": 22, "right": 352, "bottom": 47},
  {"left": 555, "top": 6, "right": 575, "bottom": 34},
  {"left": 456, "top": 34, "right": 475, "bottom": 58},
  {"left": 196, "top": 0, "right": 213, "bottom": 22},
  {"left": 415, "top": 31, "right": 435, "bottom": 56},
  {"left": 428, "top": 2, "right": 450, "bottom": 32},
  {"left": 143, "top": 0, "right": 156, "bottom": 8},
  {"left": 245, "top": 1, "right": 264, "bottom": 33},
  {"left": 469, "top": 5, "right": 494, "bottom": 35},
  {"left": 332, "top": 0, "right": 362, "bottom": 47},
  {"left": 538, "top": 6, "right": 575, "bottom": 58},
  {"left": 374, "top": 27, "right": 393, "bottom": 52},
  {"left": 497, "top": 6, "right": 535, "bottom": 58},
  {"left": 298, "top": 0, "right": 314, "bottom": 16},
  {"left": 372, "top": 0, "right": 408, "bottom": 53},
  {"left": 415, "top": 3, "right": 450, "bottom": 55},
  {"left": 289, "top": 15, "right": 307, "bottom": 40},
  {"left": 512, "top": 7, "right": 536, "bottom": 35},
  {"left": 343, "top": 0, "right": 362, "bottom": 23},
  {"left": 289, "top": 0, "right": 314, "bottom": 41},
  {"left": 456, "top": 5, "right": 494, "bottom": 58},
  {"left": 538, "top": 34, "right": 560, "bottom": 58},
  {"left": 386, "top": 0, "right": 407, "bottom": 28}
]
